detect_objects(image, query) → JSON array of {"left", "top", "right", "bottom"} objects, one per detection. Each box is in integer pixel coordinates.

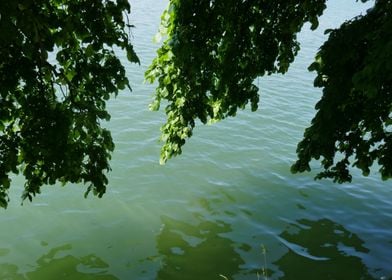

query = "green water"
[{"left": 1, "top": 1, "right": 391, "bottom": 279}]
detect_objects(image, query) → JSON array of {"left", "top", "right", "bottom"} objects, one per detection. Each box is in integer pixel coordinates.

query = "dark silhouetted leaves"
[
  {"left": 0, "top": 0, "right": 138, "bottom": 208},
  {"left": 292, "top": 0, "right": 392, "bottom": 182}
]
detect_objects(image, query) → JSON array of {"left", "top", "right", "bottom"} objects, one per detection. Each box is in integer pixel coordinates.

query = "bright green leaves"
[
  {"left": 0, "top": 0, "right": 138, "bottom": 208},
  {"left": 148, "top": 0, "right": 392, "bottom": 183},
  {"left": 147, "top": 0, "right": 327, "bottom": 164},
  {"left": 149, "top": 0, "right": 392, "bottom": 183},
  {"left": 292, "top": 0, "right": 392, "bottom": 182}
]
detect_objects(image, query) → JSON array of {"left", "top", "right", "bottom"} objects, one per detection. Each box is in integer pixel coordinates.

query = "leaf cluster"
[
  {"left": 146, "top": 0, "right": 327, "bottom": 163},
  {"left": 0, "top": 0, "right": 139, "bottom": 208},
  {"left": 292, "top": 0, "right": 392, "bottom": 182}
]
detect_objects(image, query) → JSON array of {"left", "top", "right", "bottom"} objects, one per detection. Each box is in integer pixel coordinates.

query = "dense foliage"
[
  {"left": 292, "top": 0, "right": 392, "bottom": 182},
  {"left": 1, "top": 0, "right": 390, "bottom": 208},
  {"left": 147, "top": 0, "right": 392, "bottom": 183},
  {"left": 146, "top": 0, "right": 327, "bottom": 163},
  {"left": 0, "top": 0, "right": 139, "bottom": 208}
]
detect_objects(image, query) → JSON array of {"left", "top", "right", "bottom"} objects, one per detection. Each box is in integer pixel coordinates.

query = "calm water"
[{"left": 1, "top": 1, "right": 391, "bottom": 279}]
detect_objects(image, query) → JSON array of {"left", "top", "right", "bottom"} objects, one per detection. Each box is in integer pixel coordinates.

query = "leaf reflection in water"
[
  {"left": 0, "top": 244, "right": 118, "bottom": 280},
  {"left": 155, "top": 215, "right": 245, "bottom": 280},
  {"left": 274, "top": 218, "right": 376, "bottom": 279}
]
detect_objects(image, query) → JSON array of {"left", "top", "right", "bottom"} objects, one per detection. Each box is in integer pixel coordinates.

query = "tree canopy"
[
  {"left": 147, "top": 0, "right": 392, "bottom": 181},
  {"left": 0, "top": 0, "right": 391, "bottom": 208},
  {"left": 292, "top": 0, "right": 392, "bottom": 182},
  {"left": 0, "top": 0, "right": 139, "bottom": 208},
  {"left": 146, "top": 0, "right": 327, "bottom": 162}
]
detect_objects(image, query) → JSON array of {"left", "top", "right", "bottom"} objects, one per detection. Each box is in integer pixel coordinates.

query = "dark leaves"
[
  {"left": 293, "top": 0, "right": 392, "bottom": 182},
  {"left": 0, "top": 0, "right": 138, "bottom": 208}
]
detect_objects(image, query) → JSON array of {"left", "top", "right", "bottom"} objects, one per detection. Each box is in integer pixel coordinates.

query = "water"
[{"left": 1, "top": 1, "right": 391, "bottom": 279}]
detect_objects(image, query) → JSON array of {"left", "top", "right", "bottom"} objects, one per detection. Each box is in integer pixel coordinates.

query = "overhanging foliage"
[
  {"left": 146, "top": 0, "right": 327, "bottom": 163},
  {"left": 147, "top": 0, "right": 392, "bottom": 183},
  {"left": 0, "top": 0, "right": 139, "bottom": 208},
  {"left": 292, "top": 0, "right": 392, "bottom": 182},
  {"left": 0, "top": 0, "right": 390, "bottom": 208}
]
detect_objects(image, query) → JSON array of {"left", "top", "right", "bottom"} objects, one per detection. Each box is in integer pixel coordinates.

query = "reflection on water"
[
  {"left": 155, "top": 215, "right": 245, "bottom": 280},
  {"left": 274, "top": 218, "right": 376, "bottom": 279},
  {"left": 0, "top": 244, "right": 118, "bottom": 280},
  {"left": 148, "top": 216, "right": 381, "bottom": 280}
]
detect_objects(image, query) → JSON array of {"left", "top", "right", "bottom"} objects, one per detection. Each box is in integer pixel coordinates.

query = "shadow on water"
[
  {"left": 154, "top": 215, "right": 244, "bottom": 280},
  {"left": 0, "top": 244, "right": 118, "bottom": 280},
  {"left": 274, "top": 218, "right": 376, "bottom": 280},
  {"left": 148, "top": 190, "right": 384, "bottom": 280}
]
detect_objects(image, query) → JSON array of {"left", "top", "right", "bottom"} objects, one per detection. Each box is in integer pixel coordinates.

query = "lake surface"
[{"left": 1, "top": 1, "right": 391, "bottom": 279}]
